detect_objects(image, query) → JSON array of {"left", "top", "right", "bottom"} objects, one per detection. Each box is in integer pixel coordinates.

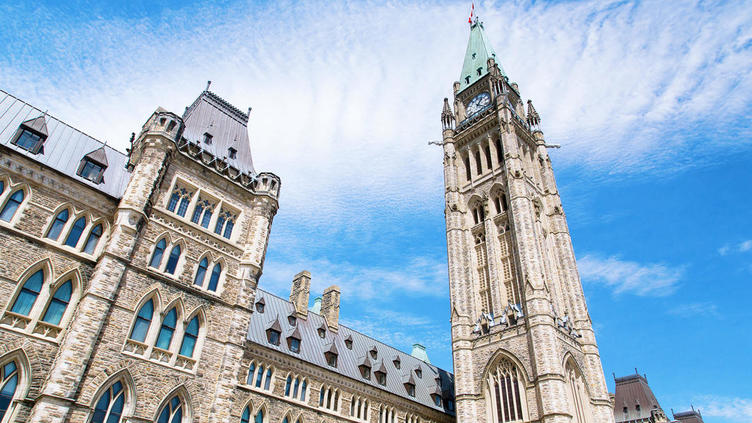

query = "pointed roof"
[
  {"left": 614, "top": 373, "right": 664, "bottom": 423},
  {"left": 83, "top": 146, "right": 109, "bottom": 166},
  {"left": 458, "top": 20, "right": 505, "bottom": 93},
  {"left": 21, "top": 115, "right": 48, "bottom": 136}
]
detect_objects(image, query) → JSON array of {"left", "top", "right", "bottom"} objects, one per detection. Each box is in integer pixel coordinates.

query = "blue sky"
[{"left": 1, "top": 0, "right": 751, "bottom": 421}]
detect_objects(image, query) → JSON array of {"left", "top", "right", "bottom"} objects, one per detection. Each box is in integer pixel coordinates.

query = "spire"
[
  {"left": 526, "top": 99, "right": 541, "bottom": 129},
  {"left": 458, "top": 19, "right": 505, "bottom": 93},
  {"left": 441, "top": 98, "right": 455, "bottom": 130}
]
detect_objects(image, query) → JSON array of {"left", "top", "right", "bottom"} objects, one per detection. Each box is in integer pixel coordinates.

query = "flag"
[{"left": 468, "top": 3, "right": 474, "bottom": 23}]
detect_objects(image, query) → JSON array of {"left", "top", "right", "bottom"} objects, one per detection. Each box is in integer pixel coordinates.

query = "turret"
[{"left": 441, "top": 98, "right": 455, "bottom": 131}]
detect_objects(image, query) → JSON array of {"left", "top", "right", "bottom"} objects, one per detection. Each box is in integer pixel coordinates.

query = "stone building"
[
  {"left": 0, "top": 85, "right": 455, "bottom": 423},
  {"left": 0, "top": 15, "right": 619, "bottom": 423},
  {"left": 439, "top": 17, "right": 613, "bottom": 423}
]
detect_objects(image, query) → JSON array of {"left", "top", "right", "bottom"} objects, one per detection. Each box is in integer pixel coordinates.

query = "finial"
[
  {"left": 247, "top": 107, "right": 252, "bottom": 116},
  {"left": 206, "top": 80, "right": 212, "bottom": 91},
  {"left": 526, "top": 99, "right": 541, "bottom": 129},
  {"left": 441, "top": 98, "right": 455, "bottom": 130},
  {"left": 635, "top": 367, "right": 639, "bottom": 374}
]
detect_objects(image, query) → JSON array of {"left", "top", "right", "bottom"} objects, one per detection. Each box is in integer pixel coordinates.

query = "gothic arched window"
[
  {"left": 194, "top": 258, "right": 208, "bottom": 287},
  {"left": 130, "top": 299, "right": 154, "bottom": 343},
  {"left": 91, "top": 380, "right": 126, "bottom": 423},
  {"left": 41, "top": 280, "right": 72, "bottom": 326},
  {"left": 9, "top": 269, "right": 44, "bottom": 316},
  {"left": 150, "top": 239, "right": 167, "bottom": 268},
  {"left": 565, "top": 359, "right": 591, "bottom": 423},
  {"left": 207, "top": 264, "right": 221, "bottom": 292},
  {"left": 486, "top": 358, "right": 526, "bottom": 423},
  {"left": 164, "top": 246, "right": 181, "bottom": 275},
  {"left": 254, "top": 409, "right": 264, "bottom": 423},
  {"left": 240, "top": 406, "right": 251, "bottom": 423},
  {"left": 46, "top": 209, "right": 69, "bottom": 240},
  {"left": 156, "top": 394, "right": 183, "bottom": 423},
  {"left": 179, "top": 316, "right": 199, "bottom": 358},
  {"left": 0, "top": 189, "right": 25, "bottom": 222},
  {"left": 156, "top": 308, "right": 178, "bottom": 350},
  {"left": 0, "top": 360, "right": 19, "bottom": 420},
  {"left": 167, "top": 184, "right": 193, "bottom": 218},
  {"left": 83, "top": 224, "right": 103, "bottom": 254},
  {"left": 64, "top": 216, "right": 87, "bottom": 247}
]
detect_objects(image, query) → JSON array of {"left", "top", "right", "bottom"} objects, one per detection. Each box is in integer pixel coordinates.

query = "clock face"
[{"left": 466, "top": 92, "right": 491, "bottom": 117}]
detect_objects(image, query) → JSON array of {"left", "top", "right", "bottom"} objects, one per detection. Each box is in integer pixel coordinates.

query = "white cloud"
[
  {"left": 719, "top": 240, "right": 752, "bottom": 256},
  {"left": 667, "top": 302, "right": 719, "bottom": 319},
  {"left": 0, "top": 0, "right": 750, "bottom": 230},
  {"left": 258, "top": 255, "right": 448, "bottom": 302},
  {"left": 693, "top": 396, "right": 752, "bottom": 423},
  {"left": 577, "top": 254, "right": 684, "bottom": 296}
]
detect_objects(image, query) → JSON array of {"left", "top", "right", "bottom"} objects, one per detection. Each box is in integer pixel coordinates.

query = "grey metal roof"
[
  {"left": 181, "top": 90, "right": 255, "bottom": 176},
  {"left": 614, "top": 373, "right": 664, "bottom": 423},
  {"left": 0, "top": 90, "right": 131, "bottom": 198},
  {"left": 247, "top": 289, "right": 455, "bottom": 415}
]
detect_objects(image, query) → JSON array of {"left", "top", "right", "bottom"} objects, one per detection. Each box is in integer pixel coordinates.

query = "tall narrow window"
[
  {"left": 10, "top": 269, "right": 44, "bottom": 316},
  {"left": 167, "top": 185, "right": 193, "bottom": 217},
  {"left": 0, "top": 190, "right": 24, "bottom": 222},
  {"left": 263, "top": 368, "right": 272, "bottom": 391},
  {"left": 464, "top": 155, "right": 472, "bottom": 181},
  {"left": 285, "top": 375, "right": 292, "bottom": 396},
  {"left": 156, "top": 308, "right": 177, "bottom": 350},
  {"left": 194, "top": 258, "right": 208, "bottom": 287},
  {"left": 191, "top": 202, "right": 204, "bottom": 224},
  {"left": 46, "top": 209, "right": 69, "bottom": 240},
  {"left": 241, "top": 407, "right": 251, "bottom": 423},
  {"left": 156, "top": 395, "right": 183, "bottom": 423},
  {"left": 130, "top": 299, "right": 154, "bottom": 342},
  {"left": 246, "top": 363, "right": 256, "bottom": 385},
  {"left": 83, "top": 224, "right": 103, "bottom": 254},
  {"left": 223, "top": 220, "right": 234, "bottom": 239},
  {"left": 208, "top": 264, "right": 221, "bottom": 292},
  {"left": 487, "top": 358, "right": 525, "bottom": 423},
  {"left": 0, "top": 360, "right": 19, "bottom": 420},
  {"left": 214, "top": 215, "right": 225, "bottom": 236},
  {"left": 91, "top": 380, "right": 125, "bottom": 423},
  {"left": 64, "top": 217, "right": 87, "bottom": 247},
  {"left": 475, "top": 150, "right": 482, "bottom": 174},
  {"left": 179, "top": 316, "right": 199, "bottom": 357},
  {"left": 300, "top": 380, "right": 307, "bottom": 401},
  {"left": 150, "top": 239, "right": 167, "bottom": 268},
  {"left": 0, "top": 181, "right": 4, "bottom": 194},
  {"left": 254, "top": 409, "right": 263, "bottom": 423},
  {"left": 165, "top": 246, "right": 181, "bottom": 275},
  {"left": 255, "top": 365, "right": 264, "bottom": 388},
  {"left": 485, "top": 145, "right": 493, "bottom": 168},
  {"left": 495, "top": 138, "right": 504, "bottom": 163},
  {"left": 214, "top": 209, "right": 236, "bottom": 239},
  {"left": 41, "top": 280, "right": 72, "bottom": 326}
]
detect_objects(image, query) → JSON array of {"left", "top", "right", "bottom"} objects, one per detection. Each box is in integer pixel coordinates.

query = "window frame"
[
  {"left": 11, "top": 126, "right": 46, "bottom": 154},
  {"left": 0, "top": 185, "right": 28, "bottom": 224}
]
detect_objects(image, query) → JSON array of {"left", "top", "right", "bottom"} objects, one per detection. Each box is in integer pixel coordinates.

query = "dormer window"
[
  {"left": 477, "top": 67, "right": 483, "bottom": 76},
  {"left": 359, "top": 365, "right": 370, "bottom": 379},
  {"left": 393, "top": 357, "right": 401, "bottom": 369},
  {"left": 13, "top": 116, "right": 48, "bottom": 154},
  {"left": 77, "top": 147, "right": 109, "bottom": 184},
  {"left": 255, "top": 299, "right": 265, "bottom": 313},
  {"left": 317, "top": 326, "right": 326, "bottom": 339},
  {"left": 405, "top": 382, "right": 415, "bottom": 397},
  {"left": 465, "top": 76, "right": 471, "bottom": 84},
  {"left": 325, "top": 351, "right": 337, "bottom": 367},
  {"left": 288, "top": 315, "right": 297, "bottom": 326},
  {"left": 267, "top": 328, "right": 280, "bottom": 345},
  {"left": 345, "top": 335, "right": 353, "bottom": 349},
  {"left": 432, "top": 394, "right": 442, "bottom": 407},
  {"left": 289, "top": 337, "right": 301, "bottom": 353},
  {"left": 370, "top": 347, "right": 378, "bottom": 359},
  {"left": 228, "top": 147, "right": 237, "bottom": 159},
  {"left": 375, "top": 370, "right": 386, "bottom": 386},
  {"left": 203, "top": 132, "right": 213, "bottom": 145},
  {"left": 415, "top": 368, "right": 422, "bottom": 378}
]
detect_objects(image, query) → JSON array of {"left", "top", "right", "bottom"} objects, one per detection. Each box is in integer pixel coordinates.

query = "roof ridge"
[
  {"left": 203, "top": 90, "right": 249, "bottom": 124},
  {"left": 0, "top": 90, "right": 128, "bottom": 157}
]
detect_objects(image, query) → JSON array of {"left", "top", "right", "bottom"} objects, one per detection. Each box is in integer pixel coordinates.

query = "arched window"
[
  {"left": 150, "top": 239, "right": 167, "bottom": 268},
  {"left": 214, "top": 208, "right": 237, "bottom": 239},
  {"left": 207, "top": 264, "right": 221, "bottom": 292},
  {"left": 486, "top": 357, "right": 526, "bottom": 423},
  {"left": 165, "top": 246, "right": 181, "bottom": 275},
  {"left": 0, "top": 360, "right": 19, "bottom": 420},
  {"left": 10, "top": 269, "right": 44, "bottom": 316},
  {"left": 83, "top": 224, "right": 103, "bottom": 254},
  {"left": 179, "top": 316, "right": 199, "bottom": 357},
  {"left": 156, "top": 308, "right": 177, "bottom": 350},
  {"left": 254, "top": 409, "right": 264, "bottom": 423},
  {"left": 130, "top": 299, "right": 154, "bottom": 342},
  {"left": 194, "top": 258, "right": 208, "bottom": 287},
  {"left": 0, "top": 190, "right": 24, "bottom": 222},
  {"left": 241, "top": 406, "right": 251, "bottom": 423},
  {"left": 41, "top": 280, "right": 72, "bottom": 326},
  {"left": 167, "top": 184, "right": 193, "bottom": 218},
  {"left": 65, "top": 217, "right": 87, "bottom": 247},
  {"left": 91, "top": 380, "right": 126, "bottom": 423},
  {"left": 156, "top": 395, "right": 183, "bottom": 423},
  {"left": 565, "top": 359, "right": 591, "bottom": 423},
  {"left": 46, "top": 209, "right": 69, "bottom": 240}
]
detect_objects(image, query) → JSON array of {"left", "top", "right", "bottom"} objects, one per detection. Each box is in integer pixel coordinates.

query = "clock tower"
[{"left": 441, "top": 18, "right": 615, "bottom": 423}]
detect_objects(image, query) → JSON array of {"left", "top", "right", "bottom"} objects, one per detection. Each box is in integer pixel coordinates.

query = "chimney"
[
  {"left": 321, "top": 285, "right": 340, "bottom": 332},
  {"left": 311, "top": 297, "right": 322, "bottom": 314},
  {"left": 289, "top": 270, "right": 311, "bottom": 318},
  {"left": 411, "top": 344, "right": 431, "bottom": 364}
]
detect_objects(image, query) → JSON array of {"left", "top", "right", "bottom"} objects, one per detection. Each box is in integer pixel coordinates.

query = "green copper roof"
[{"left": 458, "top": 21, "right": 505, "bottom": 92}]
